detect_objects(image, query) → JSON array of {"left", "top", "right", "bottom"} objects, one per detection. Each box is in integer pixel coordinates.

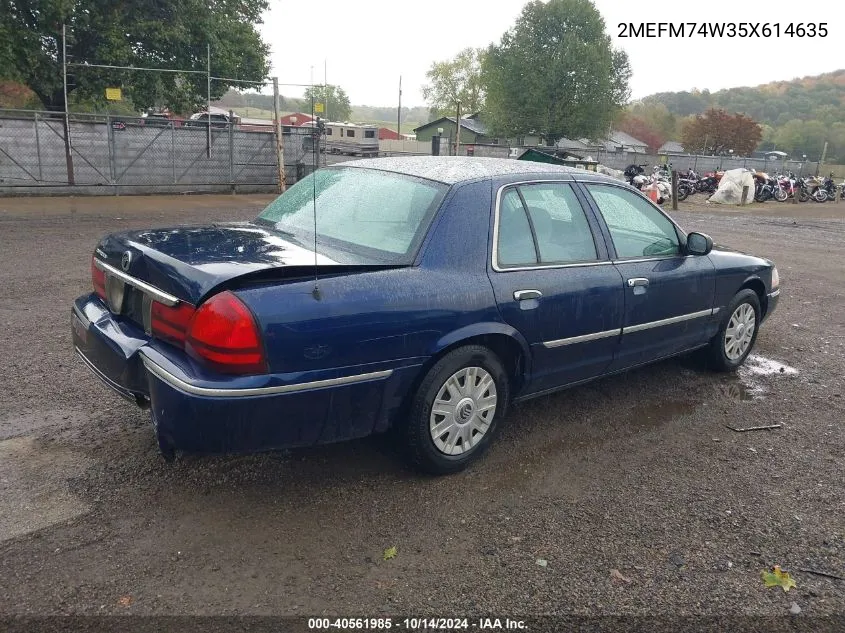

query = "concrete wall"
[{"left": 0, "top": 114, "right": 321, "bottom": 196}]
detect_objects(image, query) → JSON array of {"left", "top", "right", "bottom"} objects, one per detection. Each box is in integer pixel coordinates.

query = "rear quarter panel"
[{"left": 235, "top": 180, "right": 503, "bottom": 376}]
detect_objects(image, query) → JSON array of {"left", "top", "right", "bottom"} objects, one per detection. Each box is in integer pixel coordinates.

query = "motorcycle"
[
  {"left": 796, "top": 177, "right": 827, "bottom": 202},
  {"left": 821, "top": 173, "right": 837, "bottom": 201},
  {"left": 624, "top": 164, "right": 648, "bottom": 189},
  {"left": 675, "top": 168, "right": 699, "bottom": 201},
  {"left": 753, "top": 171, "right": 774, "bottom": 202},
  {"left": 696, "top": 171, "right": 723, "bottom": 194},
  {"left": 774, "top": 172, "right": 795, "bottom": 201}
]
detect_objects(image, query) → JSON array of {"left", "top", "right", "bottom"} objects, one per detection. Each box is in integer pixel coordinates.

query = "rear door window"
[{"left": 518, "top": 183, "right": 598, "bottom": 264}]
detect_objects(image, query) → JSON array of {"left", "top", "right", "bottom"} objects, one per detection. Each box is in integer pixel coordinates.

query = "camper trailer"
[{"left": 322, "top": 122, "right": 379, "bottom": 157}]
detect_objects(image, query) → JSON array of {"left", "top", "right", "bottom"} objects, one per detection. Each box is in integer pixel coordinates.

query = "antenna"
[{"left": 310, "top": 86, "right": 320, "bottom": 300}]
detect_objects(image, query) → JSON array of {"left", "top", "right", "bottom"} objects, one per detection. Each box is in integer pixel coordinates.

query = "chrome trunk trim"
[{"left": 93, "top": 259, "right": 181, "bottom": 307}]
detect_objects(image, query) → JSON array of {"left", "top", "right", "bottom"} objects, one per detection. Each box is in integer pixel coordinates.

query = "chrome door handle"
[
  {"left": 514, "top": 289, "right": 542, "bottom": 301},
  {"left": 627, "top": 278, "right": 649, "bottom": 288}
]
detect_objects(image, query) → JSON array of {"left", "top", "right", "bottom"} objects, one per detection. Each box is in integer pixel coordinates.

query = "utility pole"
[
  {"left": 818, "top": 141, "right": 828, "bottom": 176},
  {"left": 206, "top": 44, "right": 211, "bottom": 158},
  {"left": 397, "top": 75, "right": 402, "bottom": 138},
  {"left": 324, "top": 59, "right": 329, "bottom": 124},
  {"left": 61, "top": 24, "right": 75, "bottom": 185},
  {"left": 455, "top": 101, "right": 461, "bottom": 156},
  {"left": 273, "top": 77, "right": 286, "bottom": 193}
]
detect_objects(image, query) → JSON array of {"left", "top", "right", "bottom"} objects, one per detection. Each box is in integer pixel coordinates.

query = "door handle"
[
  {"left": 627, "top": 278, "right": 649, "bottom": 288},
  {"left": 514, "top": 289, "right": 542, "bottom": 301}
]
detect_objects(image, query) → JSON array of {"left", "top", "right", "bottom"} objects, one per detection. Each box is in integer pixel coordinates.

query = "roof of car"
[{"left": 338, "top": 156, "right": 594, "bottom": 185}]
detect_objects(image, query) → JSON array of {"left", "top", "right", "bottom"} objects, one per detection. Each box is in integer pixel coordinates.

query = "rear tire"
[
  {"left": 403, "top": 345, "right": 509, "bottom": 475},
  {"left": 705, "top": 289, "right": 761, "bottom": 372}
]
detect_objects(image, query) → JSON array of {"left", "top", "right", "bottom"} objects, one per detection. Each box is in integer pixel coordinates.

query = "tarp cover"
[{"left": 708, "top": 168, "right": 756, "bottom": 205}]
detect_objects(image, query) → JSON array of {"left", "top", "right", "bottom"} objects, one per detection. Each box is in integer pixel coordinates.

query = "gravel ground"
[{"left": 0, "top": 193, "right": 844, "bottom": 622}]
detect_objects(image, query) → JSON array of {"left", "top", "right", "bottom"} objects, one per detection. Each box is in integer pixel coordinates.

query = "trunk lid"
[{"left": 95, "top": 222, "right": 339, "bottom": 305}]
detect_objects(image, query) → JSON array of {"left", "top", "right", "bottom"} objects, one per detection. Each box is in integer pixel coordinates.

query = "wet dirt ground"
[{"left": 0, "top": 193, "right": 844, "bottom": 619}]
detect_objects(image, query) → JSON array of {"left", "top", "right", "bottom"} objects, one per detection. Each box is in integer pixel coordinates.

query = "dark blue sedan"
[{"left": 71, "top": 157, "right": 780, "bottom": 474}]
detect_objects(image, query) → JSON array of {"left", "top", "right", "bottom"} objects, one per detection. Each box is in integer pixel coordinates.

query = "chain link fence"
[
  {"left": 588, "top": 150, "right": 819, "bottom": 177},
  {"left": 0, "top": 108, "right": 325, "bottom": 195}
]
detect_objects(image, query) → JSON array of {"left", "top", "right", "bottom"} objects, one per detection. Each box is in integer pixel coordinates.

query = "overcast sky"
[{"left": 259, "top": 0, "right": 845, "bottom": 107}]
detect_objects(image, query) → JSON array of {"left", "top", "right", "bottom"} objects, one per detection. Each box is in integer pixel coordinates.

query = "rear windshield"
[{"left": 254, "top": 167, "right": 448, "bottom": 265}]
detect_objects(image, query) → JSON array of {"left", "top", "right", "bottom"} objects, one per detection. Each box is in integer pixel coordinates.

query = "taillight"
[
  {"left": 185, "top": 291, "right": 267, "bottom": 375},
  {"left": 151, "top": 301, "right": 196, "bottom": 347},
  {"left": 91, "top": 256, "right": 106, "bottom": 299}
]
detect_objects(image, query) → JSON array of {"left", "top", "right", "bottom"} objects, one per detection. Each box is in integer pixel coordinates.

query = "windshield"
[{"left": 254, "top": 167, "right": 448, "bottom": 265}]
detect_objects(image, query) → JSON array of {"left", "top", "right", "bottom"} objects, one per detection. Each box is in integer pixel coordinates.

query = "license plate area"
[
  {"left": 72, "top": 312, "right": 88, "bottom": 345},
  {"left": 104, "top": 273, "right": 126, "bottom": 314}
]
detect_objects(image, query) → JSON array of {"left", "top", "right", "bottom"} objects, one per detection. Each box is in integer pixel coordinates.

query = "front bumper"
[
  {"left": 764, "top": 288, "right": 780, "bottom": 322},
  {"left": 72, "top": 295, "right": 419, "bottom": 454}
]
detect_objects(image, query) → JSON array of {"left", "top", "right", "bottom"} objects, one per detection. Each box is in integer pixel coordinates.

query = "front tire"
[
  {"left": 705, "top": 289, "right": 761, "bottom": 372},
  {"left": 403, "top": 345, "right": 509, "bottom": 475}
]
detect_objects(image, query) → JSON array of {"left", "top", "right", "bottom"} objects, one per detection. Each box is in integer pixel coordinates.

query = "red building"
[
  {"left": 280, "top": 112, "right": 314, "bottom": 126},
  {"left": 378, "top": 127, "right": 405, "bottom": 140}
]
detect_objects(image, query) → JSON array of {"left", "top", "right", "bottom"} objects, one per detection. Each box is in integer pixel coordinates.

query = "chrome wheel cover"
[
  {"left": 724, "top": 303, "right": 756, "bottom": 361},
  {"left": 429, "top": 366, "right": 497, "bottom": 456}
]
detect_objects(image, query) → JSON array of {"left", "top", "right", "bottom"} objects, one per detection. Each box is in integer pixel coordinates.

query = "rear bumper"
[{"left": 72, "top": 295, "right": 421, "bottom": 453}]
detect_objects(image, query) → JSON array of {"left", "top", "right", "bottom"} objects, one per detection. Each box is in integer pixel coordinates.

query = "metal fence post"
[
  {"left": 228, "top": 109, "right": 235, "bottom": 190},
  {"left": 671, "top": 170, "right": 678, "bottom": 210},
  {"left": 106, "top": 114, "right": 116, "bottom": 184},
  {"left": 33, "top": 112, "right": 43, "bottom": 182},
  {"left": 171, "top": 121, "right": 177, "bottom": 184},
  {"left": 273, "top": 77, "right": 286, "bottom": 192}
]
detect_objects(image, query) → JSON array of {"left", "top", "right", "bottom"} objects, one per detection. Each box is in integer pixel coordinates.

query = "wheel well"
[
  {"left": 388, "top": 334, "right": 526, "bottom": 433},
  {"left": 740, "top": 278, "right": 767, "bottom": 316},
  {"left": 419, "top": 334, "right": 526, "bottom": 395}
]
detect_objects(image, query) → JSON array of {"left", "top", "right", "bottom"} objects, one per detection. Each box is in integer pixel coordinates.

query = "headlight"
[{"left": 771, "top": 267, "right": 779, "bottom": 290}]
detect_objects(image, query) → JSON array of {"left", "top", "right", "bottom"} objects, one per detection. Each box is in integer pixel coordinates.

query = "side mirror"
[{"left": 687, "top": 231, "right": 713, "bottom": 256}]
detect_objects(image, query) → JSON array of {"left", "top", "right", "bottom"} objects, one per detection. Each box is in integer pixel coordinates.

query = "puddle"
[
  {"left": 626, "top": 399, "right": 698, "bottom": 428},
  {"left": 741, "top": 355, "right": 798, "bottom": 377},
  {"left": 0, "top": 436, "right": 94, "bottom": 542},
  {"left": 719, "top": 380, "right": 764, "bottom": 401}
]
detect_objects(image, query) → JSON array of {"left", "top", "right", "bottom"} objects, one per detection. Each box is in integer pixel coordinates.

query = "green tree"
[
  {"left": 0, "top": 0, "right": 270, "bottom": 112},
  {"left": 626, "top": 101, "right": 678, "bottom": 140},
  {"left": 421, "top": 47, "right": 486, "bottom": 118},
  {"left": 303, "top": 84, "right": 351, "bottom": 122},
  {"left": 482, "top": 0, "right": 630, "bottom": 143}
]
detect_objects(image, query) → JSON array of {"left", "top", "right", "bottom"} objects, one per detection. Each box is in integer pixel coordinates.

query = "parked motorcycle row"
[
  {"left": 623, "top": 164, "right": 673, "bottom": 204},
  {"left": 624, "top": 164, "right": 845, "bottom": 204}
]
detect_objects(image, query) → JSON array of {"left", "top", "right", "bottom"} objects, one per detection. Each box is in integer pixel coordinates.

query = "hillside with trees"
[{"left": 629, "top": 70, "right": 845, "bottom": 161}]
